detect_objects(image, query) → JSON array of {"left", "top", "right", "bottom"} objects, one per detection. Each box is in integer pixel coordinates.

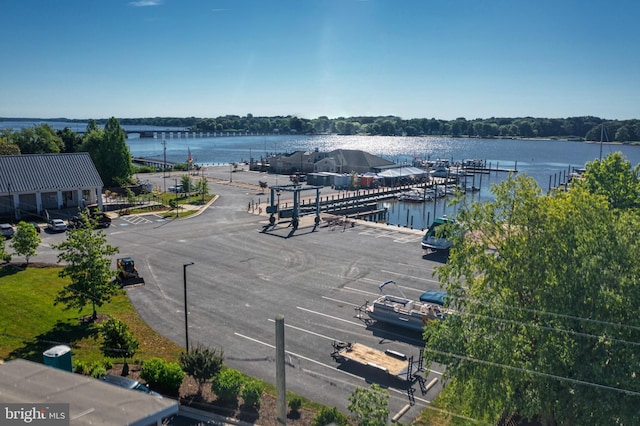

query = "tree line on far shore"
[{"left": 3, "top": 114, "right": 640, "bottom": 142}]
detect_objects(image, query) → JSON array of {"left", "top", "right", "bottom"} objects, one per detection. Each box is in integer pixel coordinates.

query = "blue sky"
[{"left": 1, "top": 0, "right": 638, "bottom": 121}]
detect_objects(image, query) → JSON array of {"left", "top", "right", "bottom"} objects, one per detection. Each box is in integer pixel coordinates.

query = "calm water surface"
[{"left": 129, "top": 134, "right": 640, "bottom": 230}]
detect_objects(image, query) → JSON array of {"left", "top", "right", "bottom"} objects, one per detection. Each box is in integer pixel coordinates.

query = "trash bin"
[{"left": 43, "top": 345, "right": 72, "bottom": 372}]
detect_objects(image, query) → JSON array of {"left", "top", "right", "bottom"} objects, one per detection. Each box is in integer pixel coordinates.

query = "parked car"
[
  {"left": 47, "top": 219, "right": 67, "bottom": 232},
  {"left": 29, "top": 222, "right": 42, "bottom": 233},
  {"left": 100, "top": 374, "right": 161, "bottom": 397},
  {"left": 168, "top": 185, "right": 183, "bottom": 193},
  {"left": 0, "top": 223, "right": 15, "bottom": 239}
]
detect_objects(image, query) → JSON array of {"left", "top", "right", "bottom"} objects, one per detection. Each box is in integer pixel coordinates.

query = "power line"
[{"left": 423, "top": 347, "right": 640, "bottom": 397}]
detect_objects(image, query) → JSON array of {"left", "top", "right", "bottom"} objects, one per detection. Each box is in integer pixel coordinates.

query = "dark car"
[
  {"left": 0, "top": 223, "right": 15, "bottom": 239},
  {"left": 29, "top": 222, "right": 42, "bottom": 233},
  {"left": 100, "top": 374, "right": 161, "bottom": 397},
  {"left": 419, "top": 290, "right": 447, "bottom": 306}
]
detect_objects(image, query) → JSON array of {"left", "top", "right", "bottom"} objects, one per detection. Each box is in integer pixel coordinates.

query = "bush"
[
  {"left": 73, "top": 360, "right": 87, "bottom": 374},
  {"left": 179, "top": 344, "right": 224, "bottom": 395},
  {"left": 311, "top": 406, "right": 349, "bottom": 426},
  {"left": 140, "top": 357, "right": 185, "bottom": 392},
  {"left": 240, "top": 379, "right": 264, "bottom": 408},
  {"left": 288, "top": 395, "right": 302, "bottom": 412},
  {"left": 90, "top": 366, "right": 107, "bottom": 378},
  {"left": 211, "top": 369, "right": 244, "bottom": 404}
]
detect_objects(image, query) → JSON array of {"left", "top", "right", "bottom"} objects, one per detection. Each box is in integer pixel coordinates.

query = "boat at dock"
[
  {"left": 396, "top": 189, "right": 430, "bottom": 203},
  {"left": 356, "top": 280, "right": 448, "bottom": 332}
]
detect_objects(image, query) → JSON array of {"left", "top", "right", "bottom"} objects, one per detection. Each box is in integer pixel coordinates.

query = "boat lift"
[{"left": 266, "top": 184, "right": 323, "bottom": 229}]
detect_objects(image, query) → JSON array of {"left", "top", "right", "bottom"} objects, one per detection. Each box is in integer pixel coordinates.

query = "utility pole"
[{"left": 162, "top": 140, "right": 167, "bottom": 193}]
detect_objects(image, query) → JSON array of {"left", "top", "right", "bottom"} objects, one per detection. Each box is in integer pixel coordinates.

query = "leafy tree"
[
  {"left": 0, "top": 137, "right": 20, "bottom": 155},
  {"left": 81, "top": 117, "right": 133, "bottom": 187},
  {"left": 180, "top": 174, "right": 192, "bottom": 193},
  {"left": 52, "top": 224, "right": 119, "bottom": 320},
  {"left": 347, "top": 384, "right": 389, "bottom": 426},
  {"left": 424, "top": 173, "right": 640, "bottom": 425},
  {"left": 575, "top": 152, "right": 640, "bottom": 209},
  {"left": 11, "top": 221, "right": 40, "bottom": 265},
  {"left": 197, "top": 177, "right": 209, "bottom": 203},
  {"left": 100, "top": 318, "right": 139, "bottom": 374},
  {"left": 179, "top": 343, "right": 224, "bottom": 396},
  {"left": 10, "top": 124, "right": 63, "bottom": 154},
  {"left": 57, "top": 127, "right": 83, "bottom": 153},
  {"left": 0, "top": 237, "right": 11, "bottom": 263}
]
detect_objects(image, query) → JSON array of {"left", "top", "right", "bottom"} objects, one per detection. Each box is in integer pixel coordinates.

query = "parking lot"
[{"left": 18, "top": 167, "right": 447, "bottom": 422}]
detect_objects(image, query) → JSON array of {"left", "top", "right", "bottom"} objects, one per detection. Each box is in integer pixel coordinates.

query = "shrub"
[
  {"left": 240, "top": 379, "right": 264, "bottom": 408},
  {"left": 311, "top": 406, "right": 349, "bottom": 426},
  {"left": 288, "top": 395, "right": 302, "bottom": 412},
  {"left": 211, "top": 369, "right": 244, "bottom": 404},
  {"left": 73, "top": 360, "right": 87, "bottom": 374},
  {"left": 179, "top": 343, "right": 224, "bottom": 395},
  {"left": 90, "top": 366, "right": 107, "bottom": 378},
  {"left": 140, "top": 357, "right": 185, "bottom": 392}
]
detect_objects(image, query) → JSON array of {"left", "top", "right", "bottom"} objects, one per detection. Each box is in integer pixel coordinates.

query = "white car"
[
  {"left": 0, "top": 223, "right": 15, "bottom": 239},
  {"left": 47, "top": 219, "right": 67, "bottom": 232}
]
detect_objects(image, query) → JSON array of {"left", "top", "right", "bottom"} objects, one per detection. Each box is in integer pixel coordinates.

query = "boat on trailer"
[{"left": 356, "top": 280, "right": 448, "bottom": 332}]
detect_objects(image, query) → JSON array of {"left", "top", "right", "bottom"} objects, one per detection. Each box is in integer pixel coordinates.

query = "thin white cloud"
[
  {"left": 211, "top": 9, "right": 227, "bottom": 13},
  {"left": 129, "top": 0, "right": 162, "bottom": 7}
]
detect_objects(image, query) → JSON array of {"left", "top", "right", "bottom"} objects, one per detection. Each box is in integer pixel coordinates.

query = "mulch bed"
[{"left": 108, "top": 364, "right": 316, "bottom": 426}]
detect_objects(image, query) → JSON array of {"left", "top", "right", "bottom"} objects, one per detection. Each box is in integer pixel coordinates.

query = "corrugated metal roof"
[{"left": 0, "top": 153, "right": 103, "bottom": 193}]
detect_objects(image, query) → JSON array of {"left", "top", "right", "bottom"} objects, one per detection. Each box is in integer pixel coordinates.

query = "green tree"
[
  {"left": 347, "top": 384, "right": 389, "bottom": 426},
  {"left": 11, "top": 221, "right": 40, "bottom": 265},
  {"left": 179, "top": 343, "right": 224, "bottom": 396},
  {"left": 198, "top": 177, "right": 209, "bottom": 203},
  {"left": 57, "top": 127, "right": 83, "bottom": 153},
  {"left": 81, "top": 117, "right": 134, "bottom": 187},
  {"left": 0, "top": 137, "right": 20, "bottom": 155},
  {"left": 10, "top": 124, "right": 63, "bottom": 154},
  {"left": 52, "top": 224, "right": 119, "bottom": 320},
  {"left": 0, "top": 237, "right": 11, "bottom": 263},
  {"left": 424, "top": 174, "right": 640, "bottom": 425},
  {"left": 180, "top": 175, "right": 192, "bottom": 193},
  {"left": 100, "top": 318, "right": 139, "bottom": 374},
  {"left": 575, "top": 152, "right": 640, "bottom": 209}
]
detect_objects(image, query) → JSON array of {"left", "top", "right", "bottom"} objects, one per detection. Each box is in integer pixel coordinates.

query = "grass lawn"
[{"left": 0, "top": 264, "right": 184, "bottom": 365}]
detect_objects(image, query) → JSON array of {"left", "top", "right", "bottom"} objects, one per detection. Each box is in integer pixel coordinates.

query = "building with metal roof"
[
  {"left": 0, "top": 153, "right": 103, "bottom": 221},
  {"left": 0, "top": 359, "right": 178, "bottom": 426}
]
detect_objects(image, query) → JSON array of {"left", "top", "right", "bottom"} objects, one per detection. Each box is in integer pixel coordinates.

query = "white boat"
[
  {"left": 397, "top": 189, "right": 430, "bottom": 202},
  {"left": 357, "top": 280, "right": 447, "bottom": 332},
  {"left": 421, "top": 216, "right": 455, "bottom": 251}
]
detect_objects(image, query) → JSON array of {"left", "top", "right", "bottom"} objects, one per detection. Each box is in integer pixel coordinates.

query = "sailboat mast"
[{"left": 599, "top": 123, "right": 604, "bottom": 161}]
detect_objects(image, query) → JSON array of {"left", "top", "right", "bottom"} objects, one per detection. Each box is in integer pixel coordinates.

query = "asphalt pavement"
[{"left": 21, "top": 166, "right": 448, "bottom": 423}]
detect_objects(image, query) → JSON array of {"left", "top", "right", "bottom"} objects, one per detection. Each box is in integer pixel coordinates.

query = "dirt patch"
[{"left": 108, "top": 364, "right": 316, "bottom": 425}]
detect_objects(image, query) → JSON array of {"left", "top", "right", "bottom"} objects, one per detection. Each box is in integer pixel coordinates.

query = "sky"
[{"left": 1, "top": 0, "right": 639, "bottom": 121}]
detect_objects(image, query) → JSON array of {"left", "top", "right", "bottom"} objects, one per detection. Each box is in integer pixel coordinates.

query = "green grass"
[{"left": 0, "top": 265, "right": 183, "bottom": 364}]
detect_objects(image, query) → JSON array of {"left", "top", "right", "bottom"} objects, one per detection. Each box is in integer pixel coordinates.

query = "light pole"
[
  {"left": 174, "top": 178, "right": 179, "bottom": 218},
  {"left": 183, "top": 262, "right": 194, "bottom": 352}
]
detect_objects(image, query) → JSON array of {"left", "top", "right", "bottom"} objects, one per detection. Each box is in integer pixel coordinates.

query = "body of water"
[{"left": 127, "top": 134, "right": 640, "bottom": 230}]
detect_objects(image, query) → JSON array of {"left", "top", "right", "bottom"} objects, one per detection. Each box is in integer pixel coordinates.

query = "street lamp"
[
  {"left": 183, "top": 262, "right": 194, "bottom": 352},
  {"left": 174, "top": 178, "right": 179, "bottom": 218}
]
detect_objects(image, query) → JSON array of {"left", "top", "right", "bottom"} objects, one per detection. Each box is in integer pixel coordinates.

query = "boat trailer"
[{"left": 331, "top": 341, "right": 429, "bottom": 404}]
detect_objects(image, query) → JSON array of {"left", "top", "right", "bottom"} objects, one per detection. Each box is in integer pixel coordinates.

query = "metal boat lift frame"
[{"left": 266, "top": 184, "right": 322, "bottom": 229}]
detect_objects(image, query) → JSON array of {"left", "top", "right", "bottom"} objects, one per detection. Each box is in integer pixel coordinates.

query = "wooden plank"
[{"left": 338, "top": 343, "right": 409, "bottom": 377}]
